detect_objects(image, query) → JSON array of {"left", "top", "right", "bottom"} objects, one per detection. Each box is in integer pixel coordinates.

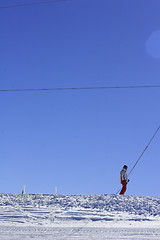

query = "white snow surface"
[{"left": 0, "top": 193, "right": 160, "bottom": 239}]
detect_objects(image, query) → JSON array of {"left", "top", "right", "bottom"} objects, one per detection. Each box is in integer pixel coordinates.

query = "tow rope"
[
  {"left": 128, "top": 125, "right": 160, "bottom": 177},
  {"left": 117, "top": 125, "right": 160, "bottom": 194}
]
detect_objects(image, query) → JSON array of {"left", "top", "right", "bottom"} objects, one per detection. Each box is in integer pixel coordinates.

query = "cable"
[
  {"left": 0, "top": 0, "right": 67, "bottom": 9},
  {"left": 0, "top": 85, "right": 160, "bottom": 92},
  {"left": 128, "top": 125, "right": 160, "bottom": 177},
  {"left": 117, "top": 125, "right": 160, "bottom": 194}
]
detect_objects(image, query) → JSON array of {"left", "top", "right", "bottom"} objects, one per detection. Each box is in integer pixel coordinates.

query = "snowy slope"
[{"left": 0, "top": 193, "right": 160, "bottom": 239}]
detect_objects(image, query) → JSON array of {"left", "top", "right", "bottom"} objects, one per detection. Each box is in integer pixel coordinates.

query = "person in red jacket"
[{"left": 120, "top": 165, "right": 129, "bottom": 195}]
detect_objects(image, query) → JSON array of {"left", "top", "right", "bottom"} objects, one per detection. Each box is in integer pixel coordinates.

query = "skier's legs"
[{"left": 120, "top": 181, "right": 127, "bottom": 195}]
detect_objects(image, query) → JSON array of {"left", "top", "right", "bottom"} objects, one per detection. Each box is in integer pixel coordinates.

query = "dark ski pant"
[{"left": 120, "top": 181, "right": 127, "bottom": 195}]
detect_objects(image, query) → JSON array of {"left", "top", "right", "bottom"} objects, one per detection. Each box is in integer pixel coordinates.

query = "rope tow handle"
[{"left": 116, "top": 125, "right": 160, "bottom": 194}]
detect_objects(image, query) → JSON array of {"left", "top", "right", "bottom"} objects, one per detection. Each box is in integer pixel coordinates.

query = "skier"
[{"left": 120, "top": 165, "right": 129, "bottom": 195}]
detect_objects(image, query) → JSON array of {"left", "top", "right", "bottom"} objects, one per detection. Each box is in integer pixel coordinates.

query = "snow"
[{"left": 0, "top": 193, "right": 160, "bottom": 239}]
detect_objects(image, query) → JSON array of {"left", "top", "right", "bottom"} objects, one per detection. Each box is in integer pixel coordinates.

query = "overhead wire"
[
  {"left": 0, "top": 0, "right": 67, "bottom": 9},
  {"left": 0, "top": 85, "right": 160, "bottom": 92},
  {"left": 1, "top": 0, "right": 159, "bottom": 236}
]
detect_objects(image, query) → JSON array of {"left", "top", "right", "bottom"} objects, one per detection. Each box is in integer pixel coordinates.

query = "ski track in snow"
[{"left": 0, "top": 193, "right": 160, "bottom": 239}]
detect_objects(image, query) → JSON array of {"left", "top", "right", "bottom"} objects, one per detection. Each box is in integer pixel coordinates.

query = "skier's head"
[{"left": 123, "top": 165, "right": 128, "bottom": 170}]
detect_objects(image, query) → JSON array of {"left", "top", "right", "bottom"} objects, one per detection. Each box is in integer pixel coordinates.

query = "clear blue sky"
[{"left": 0, "top": 0, "right": 160, "bottom": 196}]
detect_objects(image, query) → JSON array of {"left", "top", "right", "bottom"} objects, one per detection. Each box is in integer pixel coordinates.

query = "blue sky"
[{"left": 0, "top": 0, "right": 160, "bottom": 196}]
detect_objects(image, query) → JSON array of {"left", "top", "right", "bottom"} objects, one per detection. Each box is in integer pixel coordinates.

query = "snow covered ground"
[{"left": 0, "top": 193, "right": 160, "bottom": 239}]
